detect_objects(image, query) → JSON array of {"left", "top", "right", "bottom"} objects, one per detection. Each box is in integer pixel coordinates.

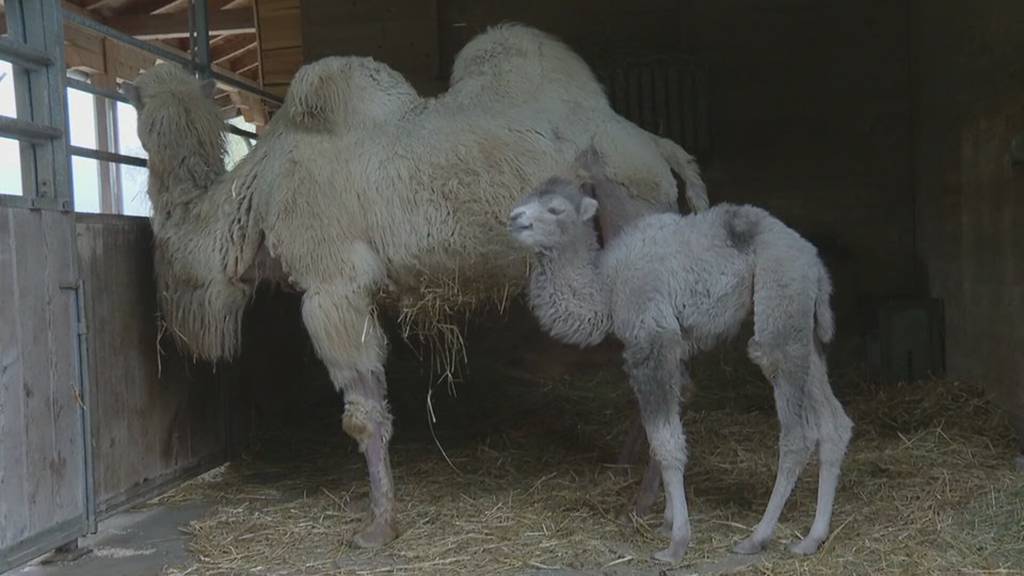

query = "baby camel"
[{"left": 508, "top": 158, "right": 853, "bottom": 562}]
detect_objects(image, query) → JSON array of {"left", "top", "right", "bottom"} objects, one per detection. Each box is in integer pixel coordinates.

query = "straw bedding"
[{"left": 157, "top": 347, "right": 1023, "bottom": 576}]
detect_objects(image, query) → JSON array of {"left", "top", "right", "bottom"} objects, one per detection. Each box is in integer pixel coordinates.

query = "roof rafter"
[{"left": 106, "top": 7, "right": 254, "bottom": 40}]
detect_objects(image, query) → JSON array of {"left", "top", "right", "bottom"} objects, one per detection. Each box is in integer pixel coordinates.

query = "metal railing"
[{"left": 57, "top": 1, "right": 274, "bottom": 211}]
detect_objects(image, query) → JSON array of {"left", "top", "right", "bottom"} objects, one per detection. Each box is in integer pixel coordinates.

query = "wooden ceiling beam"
[
  {"left": 107, "top": 7, "right": 254, "bottom": 39},
  {"left": 210, "top": 32, "right": 255, "bottom": 64}
]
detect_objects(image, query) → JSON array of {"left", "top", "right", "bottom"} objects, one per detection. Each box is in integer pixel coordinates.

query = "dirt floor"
[{"left": 150, "top": 346, "right": 1024, "bottom": 576}]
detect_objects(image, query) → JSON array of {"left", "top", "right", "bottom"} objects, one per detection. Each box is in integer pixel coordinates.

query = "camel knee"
[
  {"left": 747, "top": 337, "right": 779, "bottom": 380},
  {"left": 645, "top": 417, "right": 687, "bottom": 472},
  {"left": 342, "top": 397, "right": 393, "bottom": 450},
  {"left": 818, "top": 410, "right": 853, "bottom": 467}
]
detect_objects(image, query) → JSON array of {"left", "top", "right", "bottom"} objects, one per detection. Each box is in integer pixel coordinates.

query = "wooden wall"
[
  {"left": 302, "top": 0, "right": 440, "bottom": 91},
  {"left": 300, "top": 0, "right": 685, "bottom": 95},
  {"left": 0, "top": 207, "right": 86, "bottom": 566},
  {"left": 76, "top": 215, "right": 252, "bottom": 515},
  {"left": 256, "top": 0, "right": 303, "bottom": 99}
]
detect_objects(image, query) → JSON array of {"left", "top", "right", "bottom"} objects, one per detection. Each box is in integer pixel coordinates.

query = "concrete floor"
[{"left": 8, "top": 502, "right": 208, "bottom": 576}]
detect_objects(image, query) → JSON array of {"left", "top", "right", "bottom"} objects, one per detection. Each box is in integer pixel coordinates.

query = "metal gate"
[{"left": 0, "top": 0, "right": 90, "bottom": 570}]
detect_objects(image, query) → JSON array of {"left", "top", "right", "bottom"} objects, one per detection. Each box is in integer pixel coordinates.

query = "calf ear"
[{"left": 579, "top": 196, "right": 598, "bottom": 221}]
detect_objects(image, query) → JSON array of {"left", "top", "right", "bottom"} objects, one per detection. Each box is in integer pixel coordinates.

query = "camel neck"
[{"left": 528, "top": 227, "right": 611, "bottom": 347}]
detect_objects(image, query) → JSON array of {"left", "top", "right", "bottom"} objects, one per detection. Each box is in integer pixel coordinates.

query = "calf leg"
[
  {"left": 734, "top": 339, "right": 815, "bottom": 555},
  {"left": 625, "top": 331, "right": 691, "bottom": 563},
  {"left": 789, "top": 346, "right": 852, "bottom": 555},
  {"left": 302, "top": 286, "right": 398, "bottom": 547}
]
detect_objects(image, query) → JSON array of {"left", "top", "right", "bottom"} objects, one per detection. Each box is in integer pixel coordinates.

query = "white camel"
[
  {"left": 122, "top": 23, "right": 706, "bottom": 548},
  {"left": 509, "top": 152, "right": 853, "bottom": 562}
]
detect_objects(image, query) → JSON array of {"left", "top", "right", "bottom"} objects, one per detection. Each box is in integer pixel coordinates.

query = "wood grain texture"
[
  {"left": 0, "top": 207, "right": 84, "bottom": 549},
  {"left": 75, "top": 215, "right": 244, "bottom": 514}
]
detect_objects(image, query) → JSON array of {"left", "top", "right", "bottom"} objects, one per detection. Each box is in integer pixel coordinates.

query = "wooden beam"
[
  {"left": 228, "top": 88, "right": 267, "bottom": 125},
  {"left": 107, "top": 8, "right": 255, "bottom": 40},
  {"left": 211, "top": 33, "right": 255, "bottom": 64},
  {"left": 222, "top": 46, "right": 257, "bottom": 71}
]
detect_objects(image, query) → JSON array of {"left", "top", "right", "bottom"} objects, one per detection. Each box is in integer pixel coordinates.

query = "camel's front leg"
[
  {"left": 625, "top": 330, "right": 691, "bottom": 564},
  {"left": 302, "top": 286, "right": 398, "bottom": 547}
]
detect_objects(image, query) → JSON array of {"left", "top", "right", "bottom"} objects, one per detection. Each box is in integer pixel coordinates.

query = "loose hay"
[{"left": 157, "top": 359, "right": 1024, "bottom": 576}]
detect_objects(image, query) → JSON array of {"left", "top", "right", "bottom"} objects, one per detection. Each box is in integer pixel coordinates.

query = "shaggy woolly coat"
[{"left": 131, "top": 24, "right": 707, "bottom": 365}]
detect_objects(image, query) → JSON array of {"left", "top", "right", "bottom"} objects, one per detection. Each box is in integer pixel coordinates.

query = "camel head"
[
  {"left": 509, "top": 176, "right": 599, "bottom": 253},
  {"left": 287, "top": 56, "right": 420, "bottom": 131},
  {"left": 121, "top": 64, "right": 226, "bottom": 197}
]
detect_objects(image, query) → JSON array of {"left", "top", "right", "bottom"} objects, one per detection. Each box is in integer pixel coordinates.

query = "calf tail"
[{"left": 814, "top": 264, "right": 835, "bottom": 344}]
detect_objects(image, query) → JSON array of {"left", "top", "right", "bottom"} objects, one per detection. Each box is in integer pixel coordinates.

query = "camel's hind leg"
[
  {"left": 733, "top": 254, "right": 820, "bottom": 555},
  {"left": 734, "top": 261, "right": 851, "bottom": 555},
  {"left": 302, "top": 286, "right": 398, "bottom": 548},
  {"left": 789, "top": 344, "right": 852, "bottom": 555},
  {"left": 733, "top": 339, "right": 816, "bottom": 555}
]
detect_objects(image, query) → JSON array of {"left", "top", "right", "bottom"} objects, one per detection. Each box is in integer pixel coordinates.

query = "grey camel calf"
[{"left": 507, "top": 153, "right": 853, "bottom": 562}]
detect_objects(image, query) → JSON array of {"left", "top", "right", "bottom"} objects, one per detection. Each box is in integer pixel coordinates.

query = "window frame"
[{"left": 1, "top": 0, "right": 273, "bottom": 216}]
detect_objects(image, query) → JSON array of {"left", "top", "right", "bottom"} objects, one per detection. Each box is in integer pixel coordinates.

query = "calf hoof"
[
  {"left": 353, "top": 518, "right": 398, "bottom": 548},
  {"left": 733, "top": 537, "right": 767, "bottom": 555},
  {"left": 788, "top": 537, "right": 822, "bottom": 556},
  {"left": 652, "top": 540, "right": 688, "bottom": 564}
]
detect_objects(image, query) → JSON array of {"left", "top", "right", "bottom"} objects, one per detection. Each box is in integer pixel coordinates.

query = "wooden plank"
[
  {"left": 0, "top": 208, "right": 29, "bottom": 549},
  {"left": 107, "top": 8, "right": 255, "bottom": 40},
  {"left": 64, "top": 23, "right": 106, "bottom": 73},
  {"left": 302, "top": 0, "right": 437, "bottom": 85},
  {"left": 211, "top": 33, "right": 256, "bottom": 64},
  {"left": 303, "top": 0, "right": 434, "bottom": 23},
  {"left": 260, "top": 46, "right": 301, "bottom": 84},
  {"left": 9, "top": 209, "right": 82, "bottom": 538},
  {"left": 38, "top": 210, "right": 82, "bottom": 526},
  {"left": 11, "top": 210, "right": 59, "bottom": 537},
  {"left": 76, "top": 216, "right": 230, "bottom": 513},
  {"left": 256, "top": 0, "right": 300, "bottom": 51}
]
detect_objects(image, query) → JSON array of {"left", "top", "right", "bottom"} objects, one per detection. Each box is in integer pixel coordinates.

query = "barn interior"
[{"left": 0, "top": 1, "right": 1022, "bottom": 575}]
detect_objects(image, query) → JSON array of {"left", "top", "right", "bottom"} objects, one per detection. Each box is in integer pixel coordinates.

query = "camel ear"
[
  {"left": 121, "top": 82, "right": 143, "bottom": 109},
  {"left": 579, "top": 180, "right": 597, "bottom": 198},
  {"left": 579, "top": 196, "right": 598, "bottom": 221},
  {"left": 199, "top": 78, "right": 216, "bottom": 99}
]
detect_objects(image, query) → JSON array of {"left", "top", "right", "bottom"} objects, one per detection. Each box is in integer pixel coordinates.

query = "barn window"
[{"left": 0, "top": 60, "right": 22, "bottom": 196}]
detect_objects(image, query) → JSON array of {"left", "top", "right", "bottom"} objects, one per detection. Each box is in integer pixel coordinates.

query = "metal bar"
[
  {"left": 61, "top": 9, "right": 195, "bottom": 69},
  {"left": 66, "top": 77, "right": 127, "bottom": 104},
  {"left": 67, "top": 78, "right": 261, "bottom": 141},
  {"left": 0, "top": 36, "right": 52, "bottom": 68},
  {"left": 64, "top": 280, "right": 97, "bottom": 533},
  {"left": 69, "top": 145, "right": 148, "bottom": 168},
  {"left": 0, "top": 115, "right": 63, "bottom": 143},
  {"left": 226, "top": 123, "right": 258, "bottom": 140},
  {"left": 62, "top": 9, "right": 282, "bottom": 105},
  {"left": 0, "top": 194, "right": 69, "bottom": 211},
  {"left": 210, "top": 70, "right": 282, "bottom": 105},
  {"left": 193, "top": 0, "right": 211, "bottom": 78}
]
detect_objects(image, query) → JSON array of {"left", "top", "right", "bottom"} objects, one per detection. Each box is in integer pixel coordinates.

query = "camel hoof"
[
  {"left": 353, "top": 519, "right": 398, "bottom": 548},
  {"left": 733, "top": 537, "right": 766, "bottom": 555},
  {"left": 652, "top": 542, "right": 687, "bottom": 564},
  {"left": 788, "top": 538, "right": 822, "bottom": 556}
]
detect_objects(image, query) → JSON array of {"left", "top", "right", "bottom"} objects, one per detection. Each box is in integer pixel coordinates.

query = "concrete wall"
[{"left": 911, "top": 0, "right": 1024, "bottom": 445}]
